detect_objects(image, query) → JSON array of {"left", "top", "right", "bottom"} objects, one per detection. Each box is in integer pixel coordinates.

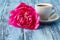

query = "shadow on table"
[{"left": 37, "top": 19, "right": 60, "bottom": 29}]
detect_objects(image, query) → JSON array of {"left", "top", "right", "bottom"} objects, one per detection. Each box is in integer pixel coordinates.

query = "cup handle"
[{"left": 49, "top": 7, "right": 56, "bottom": 17}]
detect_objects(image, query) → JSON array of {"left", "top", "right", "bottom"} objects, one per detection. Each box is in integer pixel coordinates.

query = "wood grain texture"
[
  {"left": 0, "top": 0, "right": 60, "bottom": 40},
  {"left": 24, "top": 0, "right": 60, "bottom": 40},
  {"left": 0, "top": 0, "right": 24, "bottom": 40}
]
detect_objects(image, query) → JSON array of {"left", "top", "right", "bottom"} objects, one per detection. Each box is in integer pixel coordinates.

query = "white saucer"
[{"left": 40, "top": 13, "right": 59, "bottom": 23}]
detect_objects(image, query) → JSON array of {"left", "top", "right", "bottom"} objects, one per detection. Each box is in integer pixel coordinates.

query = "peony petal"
[{"left": 8, "top": 2, "right": 40, "bottom": 30}]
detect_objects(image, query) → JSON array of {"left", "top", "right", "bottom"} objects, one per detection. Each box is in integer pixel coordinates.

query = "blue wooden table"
[{"left": 0, "top": 0, "right": 60, "bottom": 40}]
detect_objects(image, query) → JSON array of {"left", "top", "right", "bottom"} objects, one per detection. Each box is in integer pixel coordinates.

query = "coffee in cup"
[{"left": 35, "top": 3, "right": 55, "bottom": 20}]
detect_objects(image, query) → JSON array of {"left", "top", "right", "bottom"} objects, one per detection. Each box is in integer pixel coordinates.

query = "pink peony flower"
[{"left": 8, "top": 2, "right": 40, "bottom": 30}]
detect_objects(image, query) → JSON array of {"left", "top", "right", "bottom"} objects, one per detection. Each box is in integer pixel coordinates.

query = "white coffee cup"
[{"left": 35, "top": 3, "right": 55, "bottom": 20}]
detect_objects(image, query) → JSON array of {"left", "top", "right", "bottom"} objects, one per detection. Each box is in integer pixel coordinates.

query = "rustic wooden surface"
[{"left": 0, "top": 0, "right": 60, "bottom": 40}]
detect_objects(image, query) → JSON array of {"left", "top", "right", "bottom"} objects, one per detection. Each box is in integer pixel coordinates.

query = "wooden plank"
[
  {"left": 1, "top": 0, "right": 24, "bottom": 40},
  {"left": 24, "top": 22, "right": 60, "bottom": 40},
  {"left": 1, "top": 0, "right": 60, "bottom": 40},
  {"left": 24, "top": 0, "right": 60, "bottom": 40}
]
